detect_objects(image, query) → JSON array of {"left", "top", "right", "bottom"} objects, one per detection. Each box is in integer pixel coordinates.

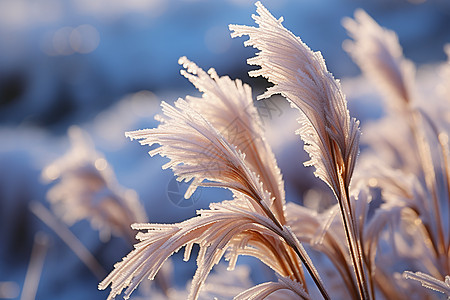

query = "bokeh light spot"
[
  {"left": 53, "top": 26, "right": 75, "bottom": 56},
  {"left": 43, "top": 165, "right": 60, "bottom": 181},
  {"left": 69, "top": 24, "right": 100, "bottom": 54},
  {"left": 95, "top": 158, "right": 108, "bottom": 171}
]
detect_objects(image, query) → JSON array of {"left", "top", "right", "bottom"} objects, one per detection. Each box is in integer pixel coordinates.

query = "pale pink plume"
[
  {"left": 99, "top": 198, "right": 305, "bottom": 300},
  {"left": 230, "top": 2, "right": 360, "bottom": 197},
  {"left": 343, "top": 9, "right": 416, "bottom": 111},
  {"left": 230, "top": 2, "right": 366, "bottom": 298},
  {"left": 125, "top": 97, "right": 275, "bottom": 218},
  {"left": 344, "top": 8, "right": 449, "bottom": 280},
  {"left": 178, "top": 57, "right": 286, "bottom": 223},
  {"left": 111, "top": 57, "right": 322, "bottom": 299},
  {"left": 42, "top": 126, "right": 147, "bottom": 241}
]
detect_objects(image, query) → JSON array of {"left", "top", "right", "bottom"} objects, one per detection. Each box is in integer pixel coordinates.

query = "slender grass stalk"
[
  {"left": 30, "top": 201, "right": 106, "bottom": 280},
  {"left": 410, "top": 110, "right": 446, "bottom": 260},
  {"left": 281, "top": 227, "right": 331, "bottom": 300},
  {"left": 20, "top": 233, "right": 49, "bottom": 300},
  {"left": 334, "top": 174, "right": 370, "bottom": 299},
  {"left": 416, "top": 108, "right": 450, "bottom": 274}
]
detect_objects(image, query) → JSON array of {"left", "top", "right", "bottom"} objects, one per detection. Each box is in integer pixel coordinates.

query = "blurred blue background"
[
  {"left": 1, "top": 0, "right": 449, "bottom": 131},
  {"left": 0, "top": 0, "right": 449, "bottom": 299}
]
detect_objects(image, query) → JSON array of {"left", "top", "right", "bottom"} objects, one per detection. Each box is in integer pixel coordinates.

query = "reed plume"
[
  {"left": 42, "top": 126, "right": 147, "bottom": 242},
  {"left": 344, "top": 7, "right": 450, "bottom": 298},
  {"left": 98, "top": 2, "right": 450, "bottom": 299},
  {"left": 230, "top": 2, "right": 368, "bottom": 298},
  {"left": 99, "top": 51, "right": 332, "bottom": 299}
]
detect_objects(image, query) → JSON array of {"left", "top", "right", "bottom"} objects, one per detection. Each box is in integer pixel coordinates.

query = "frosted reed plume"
[
  {"left": 98, "top": 2, "right": 450, "bottom": 299},
  {"left": 41, "top": 126, "right": 173, "bottom": 295},
  {"left": 344, "top": 7, "right": 450, "bottom": 299},
  {"left": 230, "top": 3, "right": 360, "bottom": 199},
  {"left": 99, "top": 52, "right": 329, "bottom": 299},
  {"left": 42, "top": 126, "right": 147, "bottom": 242},
  {"left": 230, "top": 2, "right": 368, "bottom": 298},
  {"left": 343, "top": 9, "right": 416, "bottom": 111},
  {"left": 178, "top": 57, "right": 286, "bottom": 224}
]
